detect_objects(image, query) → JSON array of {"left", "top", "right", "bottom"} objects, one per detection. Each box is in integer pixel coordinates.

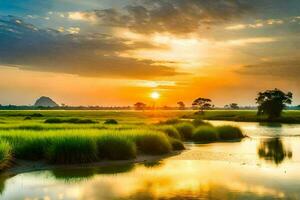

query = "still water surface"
[{"left": 1, "top": 121, "right": 300, "bottom": 200}]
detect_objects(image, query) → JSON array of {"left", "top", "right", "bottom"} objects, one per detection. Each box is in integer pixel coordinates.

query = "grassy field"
[
  {"left": 4, "top": 109, "right": 299, "bottom": 170},
  {"left": 186, "top": 110, "right": 300, "bottom": 123}
]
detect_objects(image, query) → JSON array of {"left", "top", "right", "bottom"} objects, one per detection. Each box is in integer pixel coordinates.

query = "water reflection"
[
  {"left": 257, "top": 138, "right": 292, "bottom": 165},
  {"left": 1, "top": 159, "right": 300, "bottom": 200}
]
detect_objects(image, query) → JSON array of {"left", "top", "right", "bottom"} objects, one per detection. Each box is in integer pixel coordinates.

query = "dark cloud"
[
  {"left": 237, "top": 58, "right": 300, "bottom": 81},
  {"left": 0, "top": 16, "right": 179, "bottom": 79},
  {"left": 83, "top": 0, "right": 252, "bottom": 35}
]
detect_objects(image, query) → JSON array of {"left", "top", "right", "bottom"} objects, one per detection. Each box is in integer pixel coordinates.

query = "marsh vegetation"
[{"left": 0, "top": 110, "right": 246, "bottom": 170}]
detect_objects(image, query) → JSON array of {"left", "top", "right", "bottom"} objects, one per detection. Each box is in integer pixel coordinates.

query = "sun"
[{"left": 150, "top": 91, "right": 160, "bottom": 100}]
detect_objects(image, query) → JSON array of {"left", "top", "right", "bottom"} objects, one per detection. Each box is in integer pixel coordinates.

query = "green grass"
[
  {"left": 169, "top": 138, "right": 185, "bottom": 150},
  {"left": 134, "top": 131, "right": 172, "bottom": 155},
  {"left": 0, "top": 110, "right": 252, "bottom": 169},
  {"left": 216, "top": 125, "right": 244, "bottom": 140},
  {"left": 192, "top": 126, "right": 219, "bottom": 143},
  {"left": 47, "top": 136, "right": 98, "bottom": 164},
  {"left": 159, "top": 126, "right": 181, "bottom": 139},
  {"left": 0, "top": 128, "right": 174, "bottom": 164},
  {"left": 0, "top": 141, "right": 12, "bottom": 170},
  {"left": 188, "top": 110, "right": 300, "bottom": 124},
  {"left": 45, "top": 118, "right": 97, "bottom": 124},
  {"left": 104, "top": 119, "right": 118, "bottom": 124},
  {"left": 175, "top": 123, "right": 194, "bottom": 140},
  {"left": 97, "top": 135, "right": 136, "bottom": 160}
]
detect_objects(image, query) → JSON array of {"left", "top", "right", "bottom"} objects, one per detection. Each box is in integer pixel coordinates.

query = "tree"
[
  {"left": 177, "top": 101, "right": 185, "bottom": 110},
  {"left": 256, "top": 88, "right": 292, "bottom": 119},
  {"left": 229, "top": 103, "right": 239, "bottom": 110},
  {"left": 134, "top": 102, "right": 147, "bottom": 110},
  {"left": 192, "top": 98, "right": 212, "bottom": 114}
]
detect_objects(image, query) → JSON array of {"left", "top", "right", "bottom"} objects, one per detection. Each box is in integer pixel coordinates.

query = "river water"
[{"left": 1, "top": 121, "right": 300, "bottom": 200}]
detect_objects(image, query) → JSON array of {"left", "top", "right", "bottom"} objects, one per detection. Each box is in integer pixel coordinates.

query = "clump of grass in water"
[
  {"left": 133, "top": 130, "right": 172, "bottom": 155},
  {"left": 192, "top": 118, "right": 212, "bottom": 127},
  {"left": 97, "top": 135, "right": 136, "bottom": 160},
  {"left": 47, "top": 136, "right": 98, "bottom": 164},
  {"left": 169, "top": 138, "right": 185, "bottom": 150},
  {"left": 159, "top": 126, "right": 181, "bottom": 139},
  {"left": 175, "top": 123, "right": 194, "bottom": 140},
  {"left": 0, "top": 141, "right": 12, "bottom": 170},
  {"left": 216, "top": 125, "right": 244, "bottom": 140},
  {"left": 192, "top": 126, "right": 219, "bottom": 143}
]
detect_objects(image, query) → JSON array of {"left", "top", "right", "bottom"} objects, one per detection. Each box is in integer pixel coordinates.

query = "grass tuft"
[
  {"left": 175, "top": 123, "right": 194, "bottom": 140},
  {"left": 193, "top": 126, "right": 219, "bottom": 143},
  {"left": 0, "top": 141, "right": 12, "bottom": 170},
  {"left": 216, "top": 125, "right": 244, "bottom": 140},
  {"left": 135, "top": 131, "right": 172, "bottom": 155},
  {"left": 47, "top": 136, "right": 98, "bottom": 164},
  {"left": 45, "top": 118, "right": 97, "bottom": 124},
  {"left": 169, "top": 138, "right": 185, "bottom": 150},
  {"left": 11, "top": 137, "right": 49, "bottom": 160},
  {"left": 192, "top": 118, "right": 212, "bottom": 127},
  {"left": 104, "top": 119, "right": 118, "bottom": 125},
  {"left": 160, "top": 126, "right": 181, "bottom": 139},
  {"left": 97, "top": 135, "right": 136, "bottom": 160}
]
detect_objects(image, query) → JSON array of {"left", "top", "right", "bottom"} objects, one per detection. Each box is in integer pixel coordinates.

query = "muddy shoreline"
[{"left": 0, "top": 151, "right": 182, "bottom": 178}]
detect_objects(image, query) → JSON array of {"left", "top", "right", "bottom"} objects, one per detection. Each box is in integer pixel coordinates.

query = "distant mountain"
[{"left": 34, "top": 96, "right": 59, "bottom": 107}]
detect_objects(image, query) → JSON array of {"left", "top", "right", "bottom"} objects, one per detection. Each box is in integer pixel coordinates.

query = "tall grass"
[
  {"left": 47, "top": 136, "right": 98, "bottom": 164},
  {"left": 133, "top": 130, "right": 172, "bottom": 155},
  {"left": 192, "top": 126, "right": 219, "bottom": 143},
  {"left": 0, "top": 128, "right": 175, "bottom": 164},
  {"left": 0, "top": 141, "right": 12, "bottom": 170},
  {"left": 97, "top": 135, "right": 136, "bottom": 160},
  {"left": 169, "top": 138, "right": 185, "bottom": 150},
  {"left": 158, "top": 126, "right": 181, "bottom": 139},
  {"left": 216, "top": 125, "right": 244, "bottom": 140},
  {"left": 175, "top": 123, "right": 194, "bottom": 140}
]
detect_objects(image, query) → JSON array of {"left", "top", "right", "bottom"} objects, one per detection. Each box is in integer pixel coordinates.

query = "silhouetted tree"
[
  {"left": 229, "top": 103, "right": 239, "bottom": 109},
  {"left": 177, "top": 101, "right": 185, "bottom": 110},
  {"left": 134, "top": 102, "right": 146, "bottom": 110},
  {"left": 192, "top": 98, "right": 212, "bottom": 114},
  {"left": 256, "top": 88, "right": 292, "bottom": 120}
]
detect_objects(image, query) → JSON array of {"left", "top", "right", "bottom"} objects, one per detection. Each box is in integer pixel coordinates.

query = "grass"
[
  {"left": 0, "top": 110, "right": 251, "bottom": 169},
  {"left": 0, "top": 141, "right": 12, "bottom": 170},
  {"left": 216, "top": 125, "right": 245, "bottom": 140},
  {"left": 45, "top": 118, "right": 97, "bottom": 124},
  {"left": 169, "top": 138, "right": 185, "bottom": 150},
  {"left": 47, "top": 136, "right": 98, "bottom": 164},
  {"left": 159, "top": 126, "right": 181, "bottom": 139},
  {"left": 0, "top": 129, "right": 174, "bottom": 164},
  {"left": 192, "top": 126, "right": 219, "bottom": 143},
  {"left": 175, "top": 123, "right": 194, "bottom": 140},
  {"left": 97, "top": 135, "right": 136, "bottom": 160},
  {"left": 187, "top": 110, "right": 300, "bottom": 124},
  {"left": 134, "top": 131, "right": 172, "bottom": 155},
  {"left": 104, "top": 119, "right": 118, "bottom": 124}
]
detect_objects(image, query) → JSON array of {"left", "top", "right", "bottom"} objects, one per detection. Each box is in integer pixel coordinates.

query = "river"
[{"left": 1, "top": 121, "right": 300, "bottom": 200}]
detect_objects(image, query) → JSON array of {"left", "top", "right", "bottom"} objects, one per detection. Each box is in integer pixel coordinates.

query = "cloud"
[
  {"left": 225, "top": 18, "right": 285, "bottom": 31},
  {"left": 237, "top": 58, "right": 300, "bottom": 81},
  {"left": 224, "top": 37, "right": 277, "bottom": 46},
  {"left": 68, "top": 0, "right": 252, "bottom": 35},
  {"left": 0, "top": 16, "right": 180, "bottom": 79}
]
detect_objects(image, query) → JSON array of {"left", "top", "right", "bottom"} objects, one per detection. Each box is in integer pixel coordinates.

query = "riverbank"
[
  {"left": 2, "top": 151, "right": 182, "bottom": 177},
  {"left": 184, "top": 110, "right": 300, "bottom": 124}
]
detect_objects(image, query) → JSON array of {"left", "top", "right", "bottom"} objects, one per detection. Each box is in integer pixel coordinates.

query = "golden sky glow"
[{"left": 0, "top": 1, "right": 300, "bottom": 106}]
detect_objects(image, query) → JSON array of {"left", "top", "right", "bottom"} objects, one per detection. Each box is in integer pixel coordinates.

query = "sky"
[{"left": 0, "top": 0, "right": 299, "bottom": 107}]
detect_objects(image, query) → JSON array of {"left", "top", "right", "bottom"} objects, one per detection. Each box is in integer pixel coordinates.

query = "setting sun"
[{"left": 151, "top": 92, "right": 160, "bottom": 100}]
